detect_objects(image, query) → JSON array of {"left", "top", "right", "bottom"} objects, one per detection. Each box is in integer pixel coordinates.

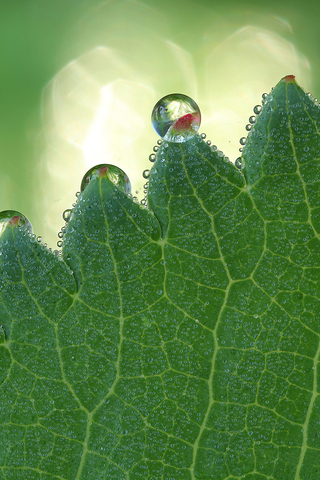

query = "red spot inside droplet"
[
  {"left": 98, "top": 166, "right": 109, "bottom": 177},
  {"left": 173, "top": 113, "right": 197, "bottom": 131},
  {"left": 8, "top": 216, "right": 20, "bottom": 226},
  {"left": 283, "top": 75, "right": 296, "bottom": 83}
]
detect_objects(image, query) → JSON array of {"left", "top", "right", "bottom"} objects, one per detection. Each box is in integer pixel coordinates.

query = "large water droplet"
[
  {"left": 151, "top": 93, "right": 201, "bottom": 143},
  {"left": 81, "top": 164, "right": 131, "bottom": 193},
  {"left": 0, "top": 210, "right": 32, "bottom": 236}
]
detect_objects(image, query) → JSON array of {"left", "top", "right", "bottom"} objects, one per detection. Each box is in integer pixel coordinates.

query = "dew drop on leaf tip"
[
  {"left": 151, "top": 93, "right": 201, "bottom": 143},
  {"left": 80, "top": 164, "right": 131, "bottom": 194},
  {"left": 0, "top": 210, "right": 32, "bottom": 236}
]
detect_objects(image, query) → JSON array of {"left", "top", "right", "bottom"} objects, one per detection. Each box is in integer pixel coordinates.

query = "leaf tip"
[{"left": 282, "top": 74, "right": 296, "bottom": 83}]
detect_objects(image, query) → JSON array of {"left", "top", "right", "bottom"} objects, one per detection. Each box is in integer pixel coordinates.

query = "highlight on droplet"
[{"left": 151, "top": 93, "right": 201, "bottom": 143}]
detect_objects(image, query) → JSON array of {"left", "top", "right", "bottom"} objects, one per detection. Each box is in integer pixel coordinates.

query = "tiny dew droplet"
[
  {"left": 37, "top": 236, "right": 42, "bottom": 243},
  {"left": 153, "top": 145, "right": 159, "bottom": 152},
  {"left": 235, "top": 157, "right": 243, "bottom": 169},
  {"left": 149, "top": 153, "right": 156, "bottom": 162},
  {"left": 80, "top": 164, "right": 131, "bottom": 193},
  {"left": 58, "top": 231, "right": 63, "bottom": 238},
  {"left": 157, "top": 139, "right": 162, "bottom": 145},
  {"left": 239, "top": 137, "right": 246, "bottom": 145},
  {"left": 200, "top": 132, "right": 206, "bottom": 139},
  {"left": 0, "top": 210, "right": 32, "bottom": 236},
  {"left": 253, "top": 105, "right": 262, "bottom": 114},
  {"left": 262, "top": 93, "right": 268, "bottom": 100},
  {"left": 151, "top": 93, "right": 201, "bottom": 143},
  {"left": 57, "top": 240, "right": 63, "bottom": 248},
  {"left": 63, "top": 209, "right": 73, "bottom": 222},
  {"left": 206, "top": 140, "right": 211, "bottom": 145},
  {"left": 249, "top": 115, "right": 256, "bottom": 124},
  {"left": 75, "top": 191, "right": 81, "bottom": 198},
  {"left": 245, "top": 124, "right": 252, "bottom": 131},
  {"left": 143, "top": 169, "right": 150, "bottom": 179}
]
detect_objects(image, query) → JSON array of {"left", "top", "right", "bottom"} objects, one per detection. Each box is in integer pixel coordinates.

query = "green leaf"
[{"left": 1, "top": 75, "right": 320, "bottom": 479}]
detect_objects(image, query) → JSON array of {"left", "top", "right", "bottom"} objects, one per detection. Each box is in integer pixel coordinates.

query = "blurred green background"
[{"left": 0, "top": 0, "right": 318, "bottom": 248}]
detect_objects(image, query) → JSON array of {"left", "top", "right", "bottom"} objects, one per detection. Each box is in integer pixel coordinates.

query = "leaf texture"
[{"left": 0, "top": 76, "right": 320, "bottom": 479}]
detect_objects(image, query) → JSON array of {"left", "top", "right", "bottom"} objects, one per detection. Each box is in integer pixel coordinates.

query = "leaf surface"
[{"left": 1, "top": 76, "right": 320, "bottom": 479}]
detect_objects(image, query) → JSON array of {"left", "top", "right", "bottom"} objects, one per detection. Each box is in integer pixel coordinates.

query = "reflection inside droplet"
[
  {"left": 151, "top": 93, "right": 201, "bottom": 143},
  {"left": 80, "top": 164, "right": 131, "bottom": 193},
  {"left": 0, "top": 210, "right": 32, "bottom": 236}
]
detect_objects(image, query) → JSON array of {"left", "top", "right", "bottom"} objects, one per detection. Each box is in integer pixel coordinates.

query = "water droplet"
[
  {"left": 80, "top": 164, "right": 131, "bottom": 193},
  {"left": 151, "top": 93, "right": 201, "bottom": 143},
  {"left": 37, "top": 236, "right": 42, "bottom": 243},
  {"left": 211, "top": 145, "right": 218, "bottom": 152},
  {"left": 253, "top": 105, "right": 262, "bottom": 114},
  {"left": 239, "top": 137, "right": 246, "bottom": 145},
  {"left": 262, "top": 93, "right": 268, "bottom": 100},
  {"left": 249, "top": 115, "right": 256, "bottom": 124},
  {"left": 143, "top": 169, "right": 150, "bottom": 179},
  {"left": 58, "top": 231, "right": 63, "bottom": 238},
  {"left": 206, "top": 140, "right": 211, "bottom": 145},
  {"left": 0, "top": 210, "right": 32, "bottom": 236},
  {"left": 156, "top": 289, "right": 162, "bottom": 295},
  {"left": 153, "top": 145, "right": 159, "bottom": 152},
  {"left": 200, "top": 133, "right": 206, "bottom": 139},
  {"left": 75, "top": 191, "right": 81, "bottom": 198},
  {"left": 235, "top": 157, "right": 243, "bottom": 169},
  {"left": 245, "top": 124, "right": 252, "bottom": 131},
  {"left": 63, "top": 209, "right": 73, "bottom": 222},
  {"left": 149, "top": 153, "right": 156, "bottom": 162},
  {"left": 157, "top": 139, "right": 162, "bottom": 145},
  {"left": 57, "top": 240, "right": 63, "bottom": 248}
]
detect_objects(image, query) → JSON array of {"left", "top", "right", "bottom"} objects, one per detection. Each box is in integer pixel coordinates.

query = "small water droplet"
[
  {"left": 63, "top": 209, "right": 73, "bottom": 222},
  {"left": 239, "top": 137, "right": 246, "bottom": 145},
  {"left": 75, "top": 191, "right": 81, "bottom": 198},
  {"left": 0, "top": 210, "right": 32, "bottom": 236},
  {"left": 157, "top": 139, "right": 162, "bottom": 145},
  {"left": 58, "top": 231, "right": 63, "bottom": 238},
  {"left": 37, "top": 236, "right": 42, "bottom": 243},
  {"left": 149, "top": 153, "right": 156, "bottom": 162},
  {"left": 80, "top": 164, "right": 131, "bottom": 193},
  {"left": 153, "top": 145, "right": 159, "bottom": 152},
  {"left": 156, "top": 289, "right": 162, "bottom": 295},
  {"left": 206, "top": 140, "right": 211, "bottom": 145},
  {"left": 262, "top": 93, "right": 268, "bottom": 100},
  {"left": 253, "top": 105, "right": 262, "bottom": 114},
  {"left": 200, "top": 132, "right": 206, "bottom": 139},
  {"left": 57, "top": 240, "right": 63, "bottom": 248},
  {"left": 249, "top": 115, "right": 256, "bottom": 124},
  {"left": 235, "top": 157, "right": 243, "bottom": 169},
  {"left": 151, "top": 93, "right": 201, "bottom": 143},
  {"left": 239, "top": 147, "right": 244, "bottom": 152},
  {"left": 245, "top": 124, "right": 252, "bottom": 131},
  {"left": 143, "top": 169, "right": 150, "bottom": 179}
]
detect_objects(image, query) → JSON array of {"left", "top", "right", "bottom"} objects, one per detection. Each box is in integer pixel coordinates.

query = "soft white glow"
[{"left": 37, "top": 1, "right": 311, "bottom": 248}]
